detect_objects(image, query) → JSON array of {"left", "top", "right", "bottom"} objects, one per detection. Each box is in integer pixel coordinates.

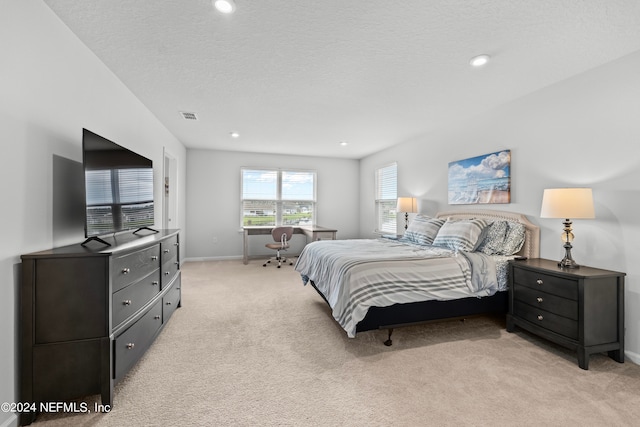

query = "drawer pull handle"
[
  {"left": 536, "top": 279, "right": 543, "bottom": 285},
  {"left": 154, "top": 315, "right": 161, "bottom": 320},
  {"left": 122, "top": 268, "right": 130, "bottom": 274},
  {"left": 151, "top": 256, "right": 158, "bottom": 261},
  {"left": 164, "top": 249, "right": 170, "bottom": 253},
  {"left": 123, "top": 300, "right": 132, "bottom": 306},
  {"left": 165, "top": 271, "right": 171, "bottom": 276},
  {"left": 126, "top": 343, "right": 135, "bottom": 349},
  {"left": 166, "top": 301, "right": 172, "bottom": 305},
  {"left": 152, "top": 281, "right": 159, "bottom": 286},
  {"left": 175, "top": 262, "right": 180, "bottom": 266},
  {"left": 174, "top": 242, "right": 179, "bottom": 246},
  {"left": 536, "top": 297, "right": 543, "bottom": 303},
  {"left": 537, "top": 315, "right": 544, "bottom": 321}
]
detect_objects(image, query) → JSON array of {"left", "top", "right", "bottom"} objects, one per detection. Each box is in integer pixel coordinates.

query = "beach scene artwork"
[{"left": 448, "top": 150, "right": 511, "bottom": 204}]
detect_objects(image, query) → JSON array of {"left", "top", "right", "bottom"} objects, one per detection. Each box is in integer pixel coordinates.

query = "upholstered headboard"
[{"left": 435, "top": 209, "right": 540, "bottom": 259}]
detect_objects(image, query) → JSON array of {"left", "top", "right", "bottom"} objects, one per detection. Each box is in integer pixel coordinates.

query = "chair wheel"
[
  {"left": 263, "top": 264, "right": 267, "bottom": 267},
  {"left": 277, "top": 265, "right": 281, "bottom": 268}
]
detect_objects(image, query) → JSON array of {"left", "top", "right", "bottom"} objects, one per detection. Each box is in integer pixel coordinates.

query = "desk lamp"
[
  {"left": 396, "top": 197, "right": 417, "bottom": 230},
  {"left": 540, "top": 188, "right": 595, "bottom": 268}
]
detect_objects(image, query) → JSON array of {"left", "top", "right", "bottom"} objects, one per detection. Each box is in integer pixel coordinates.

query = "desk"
[{"left": 243, "top": 225, "right": 337, "bottom": 264}]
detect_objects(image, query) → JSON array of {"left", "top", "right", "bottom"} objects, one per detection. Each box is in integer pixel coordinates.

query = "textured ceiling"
[{"left": 44, "top": 0, "right": 640, "bottom": 159}]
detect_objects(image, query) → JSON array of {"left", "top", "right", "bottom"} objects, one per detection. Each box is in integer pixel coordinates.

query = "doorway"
[{"left": 163, "top": 148, "right": 178, "bottom": 230}]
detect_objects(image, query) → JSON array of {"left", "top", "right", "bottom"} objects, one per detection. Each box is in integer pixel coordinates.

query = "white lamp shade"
[
  {"left": 396, "top": 197, "right": 417, "bottom": 213},
  {"left": 540, "top": 188, "right": 595, "bottom": 219}
]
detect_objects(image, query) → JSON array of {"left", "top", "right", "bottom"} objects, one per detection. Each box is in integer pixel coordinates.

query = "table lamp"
[
  {"left": 540, "top": 188, "right": 595, "bottom": 268},
  {"left": 396, "top": 197, "right": 417, "bottom": 230}
]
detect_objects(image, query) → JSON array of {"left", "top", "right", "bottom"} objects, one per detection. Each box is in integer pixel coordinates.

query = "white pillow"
[
  {"left": 401, "top": 215, "right": 445, "bottom": 245},
  {"left": 432, "top": 218, "right": 489, "bottom": 252}
]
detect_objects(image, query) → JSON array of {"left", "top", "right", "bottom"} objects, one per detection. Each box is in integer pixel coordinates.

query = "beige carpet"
[{"left": 34, "top": 260, "right": 640, "bottom": 426}]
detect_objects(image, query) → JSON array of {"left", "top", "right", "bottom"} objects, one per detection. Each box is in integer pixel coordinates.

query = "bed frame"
[{"left": 310, "top": 209, "right": 540, "bottom": 345}]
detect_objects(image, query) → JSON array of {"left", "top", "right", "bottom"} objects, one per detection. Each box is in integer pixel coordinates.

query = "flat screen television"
[{"left": 82, "top": 128, "right": 155, "bottom": 245}]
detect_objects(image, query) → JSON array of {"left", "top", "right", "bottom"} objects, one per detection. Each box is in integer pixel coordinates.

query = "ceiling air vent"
[{"left": 180, "top": 111, "right": 198, "bottom": 121}]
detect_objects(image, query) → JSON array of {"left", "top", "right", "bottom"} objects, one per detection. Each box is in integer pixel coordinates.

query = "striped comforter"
[{"left": 294, "top": 238, "right": 499, "bottom": 338}]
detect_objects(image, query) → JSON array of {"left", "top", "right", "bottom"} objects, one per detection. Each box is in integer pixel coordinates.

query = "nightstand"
[{"left": 506, "top": 258, "right": 625, "bottom": 370}]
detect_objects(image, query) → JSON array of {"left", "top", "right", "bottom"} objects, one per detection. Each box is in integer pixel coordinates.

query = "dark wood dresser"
[
  {"left": 19, "top": 229, "right": 181, "bottom": 425},
  {"left": 506, "top": 258, "right": 624, "bottom": 370}
]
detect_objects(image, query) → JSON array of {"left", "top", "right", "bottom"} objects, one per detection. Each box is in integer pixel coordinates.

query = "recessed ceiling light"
[
  {"left": 230, "top": 131, "right": 240, "bottom": 138},
  {"left": 470, "top": 54, "right": 490, "bottom": 67},
  {"left": 339, "top": 141, "right": 348, "bottom": 146},
  {"left": 213, "top": 0, "right": 236, "bottom": 14}
]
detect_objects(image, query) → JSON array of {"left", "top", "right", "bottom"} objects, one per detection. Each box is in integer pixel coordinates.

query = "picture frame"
[{"left": 448, "top": 150, "right": 511, "bottom": 204}]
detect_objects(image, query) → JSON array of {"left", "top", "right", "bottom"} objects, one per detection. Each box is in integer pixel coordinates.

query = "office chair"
[{"left": 263, "top": 226, "right": 294, "bottom": 268}]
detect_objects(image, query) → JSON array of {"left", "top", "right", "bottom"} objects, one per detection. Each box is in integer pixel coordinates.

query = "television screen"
[{"left": 83, "top": 129, "right": 154, "bottom": 237}]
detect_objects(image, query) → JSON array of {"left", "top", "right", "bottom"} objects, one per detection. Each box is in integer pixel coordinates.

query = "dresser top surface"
[
  {"left": 510, "top": 258, "right": 625, "bottom": 279},
  {"left": 22, "top": 229, "right": 180, "bottom": 259}
]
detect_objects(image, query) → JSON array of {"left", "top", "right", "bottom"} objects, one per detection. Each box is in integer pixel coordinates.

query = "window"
[
  {"left": 375, "top": 163, "right": 397, "bottom": 234},
  {"left": 241, "top": 168, "right": 316, "bottom": 227}
]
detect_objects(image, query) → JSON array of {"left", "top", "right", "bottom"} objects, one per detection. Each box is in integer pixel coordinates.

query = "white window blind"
[
  {"left": 241, "top": 168, "right": 316, "bottom": 227},
  {"left": 375, "top": 163, "right": 397, "bottom": 234}
]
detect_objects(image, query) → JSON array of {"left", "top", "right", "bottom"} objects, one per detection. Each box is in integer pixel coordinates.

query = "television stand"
[
  {"left": 19, "top": 230, "right": 181, "bottom": 425},
  {"left": 81, "top": 236, "right": 112, "bottom": 247},
  {"left": 133, "top": 226, "right": 159, "bottom": 235}
]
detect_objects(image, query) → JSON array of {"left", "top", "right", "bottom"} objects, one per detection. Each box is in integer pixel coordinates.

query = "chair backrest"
[{"left": 271, "top": 226, "right": 294, "bottom": 247}]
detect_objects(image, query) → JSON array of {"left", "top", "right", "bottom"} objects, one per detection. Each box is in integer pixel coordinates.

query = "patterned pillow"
[
  {"left": 477, "top": 220, "right": 526, "bottom": 255},
  {"left": 401, "top": 214, "right": 445, "bottom": 245},
  {"left": 502, "top": 221, "right": 526, "bottom": 255},
  {"left": 477, "top": 220, "right": 509, "bottom": 255},
  {"left": 432, "top": 218, "right": 489, "bottom": 252}
]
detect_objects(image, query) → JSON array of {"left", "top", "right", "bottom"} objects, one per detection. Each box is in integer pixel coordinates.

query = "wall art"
[{"left": 448, "top": 150, "right": 511, "bottom": 204}]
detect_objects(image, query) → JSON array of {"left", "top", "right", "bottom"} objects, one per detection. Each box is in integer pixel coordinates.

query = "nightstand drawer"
[
  {"left": 513, "top": 285, "right": 577, "bottom": 320},
  {"left": 514, "top": 300, "right": 578, "bottom": 340},
  {"left": 513, "top": 268, "right": 577, "bottom": 300}
]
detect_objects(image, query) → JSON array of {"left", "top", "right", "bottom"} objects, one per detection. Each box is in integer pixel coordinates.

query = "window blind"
[{"left": 375, "top": 163, "right": 397, "bottom": 234}]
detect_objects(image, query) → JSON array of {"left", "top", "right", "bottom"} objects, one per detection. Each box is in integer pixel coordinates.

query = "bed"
[{"left": 295, "top": 210, "right": 540, "bottom": 344}]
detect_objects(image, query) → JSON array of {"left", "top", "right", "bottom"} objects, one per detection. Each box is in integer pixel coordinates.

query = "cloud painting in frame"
[{"left": 448, "top": 150, "right": 511, "bottom": 204}]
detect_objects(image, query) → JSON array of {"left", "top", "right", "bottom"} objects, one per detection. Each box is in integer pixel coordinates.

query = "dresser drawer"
[
  {"left": 114, "top": 300, "right": 163, "bottom": 380},
  {"left": 513, "top": 268, "right": 577, "bottom": 300},
  {"left": 161, "top": 234, "right": 180, "bottom": 262},
  {"left": 161, "top": 259, "right": 180, "bottom": 289},
  {"left": 112, "top": 269, "right": 161, "bottom": 327},
  {"left": 513, "top": 285, "right": 578, "bottom": 320},
  {"left": 514, "top": 300, "right": 578, "bottom": 340},
  {"left": 163, "top": 273, "right": 181, "bottom": 322},
  {"left": 112, "top": 245, "right": 161, "bottom": 292}
]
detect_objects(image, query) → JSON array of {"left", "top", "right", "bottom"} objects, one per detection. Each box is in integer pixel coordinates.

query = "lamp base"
[
  {"left": 558, "top": 257, "right": 579, "bottom": 269},
  {"left": 558, "top": 242, "right": 579, "bottom": 269}
]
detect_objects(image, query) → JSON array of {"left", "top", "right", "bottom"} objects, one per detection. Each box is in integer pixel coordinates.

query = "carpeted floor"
[{"left": 34, "top": 260, "right": 640, "bottom": 426}]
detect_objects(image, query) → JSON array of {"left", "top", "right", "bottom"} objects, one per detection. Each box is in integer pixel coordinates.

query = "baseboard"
[
  {"left": 0, "top": 413, "right": 18, "bottom": 427},
  {"left": 182, "top": 255, "right": 301, "bottom": 263},
  {"left": 182, "top": 255, "right": 243, "bottom": 262},
  {"left": 625, "top": 350, "right": 640, "bottom": 365}
]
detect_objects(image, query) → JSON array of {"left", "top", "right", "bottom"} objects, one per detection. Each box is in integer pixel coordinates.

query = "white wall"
[
  {"left": 185, "top": 149, "right": 359, "bottom": 261},
  {"left": 0, "top": 1, "right": 187, "bottom": 426},
  {"left": 360, "top": 49, "right": 640, "bottom": 363}
]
